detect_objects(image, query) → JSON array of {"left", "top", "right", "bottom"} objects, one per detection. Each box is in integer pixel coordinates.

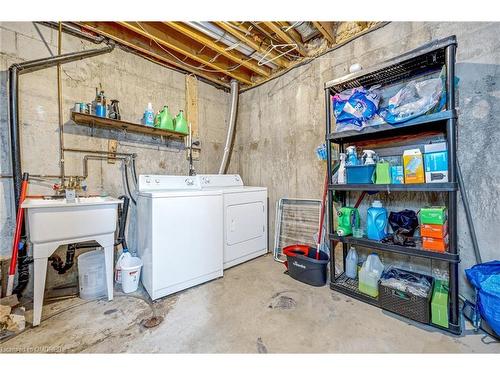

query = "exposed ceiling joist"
[
  {"left": 117, "top": 21, "right": 254, "bottom": 85},
  {"left": 213, "top": 21, "right": 290, "bottom": 69},
  {"left": 77, "top": 22, "right": 231, "bottom": 88},
  {"left": 164, "top": 22, "right": 271, "bottom": 78},
  {"left": 312, "top": 22, "right": 335, "bottom": 45},
  {"left": 262, "top": 22, "right": 308, "bottom": 56}
]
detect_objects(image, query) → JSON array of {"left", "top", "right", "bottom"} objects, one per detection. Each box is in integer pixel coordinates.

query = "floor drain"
[{"left": 142, "top": 316, "right": 164, "bottom": 328}]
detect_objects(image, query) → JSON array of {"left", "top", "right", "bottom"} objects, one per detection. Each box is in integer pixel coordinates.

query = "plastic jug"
[
  {"left": 345, "top": 246, "right": 358, "bottom": 279},
  {"left": 174, "top": 110, "right": 189, "bottom": 134},
  {"left": 78, "top": 250, "right": 106, "bottom": 300},
  {"left": 115, "top": 250, "right": 131, "bottom": 284},
  {"left": 359, "top": 253, "right": 384, "bottom": 297},
  {"left": 143, "top": 102, "right": 155, "bottom": 126},
  {"left": 158, "top": 105, "right": 174, "bottom": 130},
  {"left": 367, "top": 200, "right": 388, "bottom": 241},
  {"left": 336, "top": 207, "right": 360, "bottom": 236}
]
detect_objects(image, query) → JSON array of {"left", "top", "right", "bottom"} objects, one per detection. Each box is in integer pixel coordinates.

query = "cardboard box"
[
  {"left": 424, "top": 143, "right": 448, "bottom": 183},
  {"left": 421, "top": 222, "right": 448, "bottom": 239},
  {"left": 390, "top": 166, "right": 404, "bottom": 184},
  {"left": 423, "top": 235, "right": 449, "bottom": 253},
  {"left": 420, "top": 206, "right": 447, "bottom": 225},
  {"left": 403, "top": 149, "right": 425, "bottom": 184},
  {"left": 431, "top": 280, "right": 449, "bottom": 328}
]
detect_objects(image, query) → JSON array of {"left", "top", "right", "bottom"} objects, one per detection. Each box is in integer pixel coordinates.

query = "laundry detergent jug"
[
  {"left": 359, "top": 253, "right": 384, "bottom": 297},
  {"left": 336, "top": 207, "right": 360, "bottom": 236},
  {"left": 345, "top": 246, "right": 358, "bottom": 279},
  {"left": 367, "top": 200, "right": 388, "bottom": 241},
  {"left": 158, "top": 105, "right": 174, "bottom": 130}
]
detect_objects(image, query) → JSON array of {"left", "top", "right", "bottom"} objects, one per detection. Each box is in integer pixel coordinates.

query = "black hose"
[
  {"left": 116, "top": 195, "right": 130, "bottom": 250},
  {"left": 124, "top": 163, "right": 136, "bottom": 205},
  {"left": 131, "top": 157, "right": 138, "bottom": 185},
  {"left": 13, "top": 241, "right": 31, "bottom": 297}
]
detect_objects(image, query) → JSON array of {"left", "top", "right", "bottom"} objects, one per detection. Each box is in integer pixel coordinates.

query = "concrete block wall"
[
  {"left": 230, "top": 22, "right": 500, "bottom": 298},
  {"left": 0, "top": 23, "right": 232, "bottom": 292}
]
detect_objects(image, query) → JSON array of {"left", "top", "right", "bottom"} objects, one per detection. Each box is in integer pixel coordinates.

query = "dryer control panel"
[
  {"left": 138, "top": 175, "right": 201, "bottom": 191},
  {"left": 198, "top": 174, "right": 243, "bottom": 188}
]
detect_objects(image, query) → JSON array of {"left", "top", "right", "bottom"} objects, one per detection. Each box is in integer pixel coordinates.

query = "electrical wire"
[{"left": 136, "top": 22, "right": 256, "bottom": 74}]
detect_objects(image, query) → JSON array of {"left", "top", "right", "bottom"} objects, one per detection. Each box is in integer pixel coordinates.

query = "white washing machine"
[
  {"left": 137, "top": 175, "right": 223, "bottom": 300},
  {"left": 197, "top": 174, "right": 268, "bottom": 269}
]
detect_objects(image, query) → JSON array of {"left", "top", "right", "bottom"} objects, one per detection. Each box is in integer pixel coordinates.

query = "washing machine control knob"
[
  {"left": 202, "top": 177, "right": 210, "bottom": 184},
  {"left": 146, "top": 178, "right": 151, "bottom": 184},
  {"left": 155, "top": 178, "right": 160, "bottom": 184},
  {"left": 185, "top": 178, "right": 194, "bottom": 186}
]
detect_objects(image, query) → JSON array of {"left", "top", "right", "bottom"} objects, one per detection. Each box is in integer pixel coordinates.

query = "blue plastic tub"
[{"left": 346, "top": 165, "right": 376, "bottom": 184}]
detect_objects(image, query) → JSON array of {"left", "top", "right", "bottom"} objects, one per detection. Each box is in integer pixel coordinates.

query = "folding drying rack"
[{"left": 324, "top": 36, "right": 461, "bottom": 335}]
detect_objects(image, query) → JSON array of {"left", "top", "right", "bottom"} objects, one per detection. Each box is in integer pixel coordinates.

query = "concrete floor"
[{"left": 1, "top": 254, "right": 499, "bottom": 353}]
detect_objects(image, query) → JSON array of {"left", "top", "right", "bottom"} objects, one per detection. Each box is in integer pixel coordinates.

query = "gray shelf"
[
  {"left": 327, "top": 110, "right": 456, "bottom": 144},
  {"left": 330, "top": 234, "right": 460, "bottom": 263},
  {"left": 324, "top": 36, "right": 457, "bottom": 92},
  {"left": 329, "top": 182, "right": 457, "bottom": 192}
]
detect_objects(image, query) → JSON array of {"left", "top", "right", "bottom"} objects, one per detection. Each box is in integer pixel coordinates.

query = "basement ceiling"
[{"left": 72, "top": 21, "right": 380, "bottom": 90}]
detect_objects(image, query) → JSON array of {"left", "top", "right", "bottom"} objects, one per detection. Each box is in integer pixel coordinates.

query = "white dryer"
[
  {"left": 137, "top": 175, "right": 223, "bottom": 300},
  {"left": 197, "top": 174, "right": 268, "bottom": 269}
]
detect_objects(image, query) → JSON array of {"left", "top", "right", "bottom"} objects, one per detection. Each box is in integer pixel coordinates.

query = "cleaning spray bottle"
[
  {"left": 346, "top": 146, "right": 358, "bottom": 166},
  {"left": 143, "top": 103, "right": 155, "bottom": 126},
  {"left": 363, "top": 150, "right": 377, "bottom": 165},
  {"left": 338, "top": 153, "right": 347, "bottom": 184}
]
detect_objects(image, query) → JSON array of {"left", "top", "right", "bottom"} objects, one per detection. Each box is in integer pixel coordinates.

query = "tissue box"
[
  {"left": 403, "top": 149, "right": 425, "bottom": 184},
  {"left": 420, "top": 206, "right": 447, "bottom": 225},
  {"left": 431, "top": 280, "right": 449, "bottom": 328},
  {"left": 424, "top": 143, "right": 448, "bottom": 183},
  {"left": 390, "top": 166, "right": 404, "bottom": 184},
  {"left": 421, "top": 222, "right": 448, "bottom": 239}
]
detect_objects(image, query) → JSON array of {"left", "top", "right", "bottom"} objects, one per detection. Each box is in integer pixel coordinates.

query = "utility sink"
[
  {"left": 22, "top": 195, "right": 122, "bottom": 326},
  {"left": 22, "top": 196, "right": 121, "bottom": 244}
]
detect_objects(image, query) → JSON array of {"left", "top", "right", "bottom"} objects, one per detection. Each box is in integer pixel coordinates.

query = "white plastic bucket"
[
  {"left": 121, "top": 256, "right": 143, "bottom": 293},
  {"left": 78, "top": 250, "right": 106, "bottom": 300}
]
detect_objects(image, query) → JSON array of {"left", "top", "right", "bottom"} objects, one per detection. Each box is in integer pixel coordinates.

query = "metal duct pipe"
[
  {"left": 8, "top": 43, "right": 114, "bottom": 209},
  {"left": 36, "top": 22, "right": 105, "bottom": 44},
  {"left": 187, "top": 22, "right": 278, "bottom": 70},
  {"left": 218, "top": 79, "right": 239, "bottom": 174}
]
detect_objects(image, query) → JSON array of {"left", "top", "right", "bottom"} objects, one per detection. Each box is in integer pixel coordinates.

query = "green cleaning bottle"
[
  {"left": 159, "top": 105, "right": 174, "bottom": 131},
  {"left": 174, "top": 110, "right": 188, "bottom": 134}
]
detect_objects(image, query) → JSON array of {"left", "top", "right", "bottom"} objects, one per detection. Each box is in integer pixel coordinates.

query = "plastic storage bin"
[
  {"left": 346, "top": 165, "right": 376, "bottom": 184},
  {"left": 78, "top": 250, "right": 106, "bottom": 300},
  {"left": 379, "top": 268, "right": 433, "bottom": 324}
]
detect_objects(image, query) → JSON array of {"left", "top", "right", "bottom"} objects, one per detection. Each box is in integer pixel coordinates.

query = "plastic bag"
[
  {"left": 333, "top": 87, "right": 380, "bottom": 132},
  {"left": 379, "top": 68, "right": 445, "bottom": 124},
  {"left": 465, "top": 261, "right": 500, "bottom": 335},
  {"left": 380, "top": 267, "right": 432, "bottom": 298},
  {"left": 388, "top": 209, "right": 419, "bottom": 236}
]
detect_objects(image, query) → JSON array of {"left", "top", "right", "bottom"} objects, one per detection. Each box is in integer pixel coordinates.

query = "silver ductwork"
[{"left": 218, "top": 79, "right": 239, "bottom": 174}]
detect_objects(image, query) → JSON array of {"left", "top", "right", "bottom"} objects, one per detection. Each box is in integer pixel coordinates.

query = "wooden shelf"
[{"left": 71, "top": 112, "right": 187, "bottom": 139}]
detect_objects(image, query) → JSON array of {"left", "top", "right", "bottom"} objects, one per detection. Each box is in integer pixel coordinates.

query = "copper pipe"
[
  {"left": 63, "top": 147, "right": 137, "bottom": 157},
  {"left": 57, "top": 22, "right": 65, "bottom": 186}
]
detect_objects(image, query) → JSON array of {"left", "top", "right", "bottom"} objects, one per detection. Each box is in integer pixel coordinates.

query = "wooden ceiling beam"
[
  {"left": 262, "top": 22, "right": 307, "bottom": 56},
  {"left": 164, "top": 22, "right": 271, "bottom": 77},
  {"left": 77, "top": 22, "right": 231, "bottom": 88},
  {"left": 214, "top": 21, "right": 290, "bottom": 69},
  {"left": 312, "top": 22, "right": 336, "bottom": 45},
  {"left": 117, "top": 21, "right": 254, "bottom": 85}
]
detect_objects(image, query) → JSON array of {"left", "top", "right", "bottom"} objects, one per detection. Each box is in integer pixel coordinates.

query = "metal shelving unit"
[{"left": 324, "top": 36, "right": 461, "bottom": 335}]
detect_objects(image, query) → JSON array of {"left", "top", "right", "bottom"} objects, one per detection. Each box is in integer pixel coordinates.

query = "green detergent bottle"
[
  {"left": 159, "top": 105, "right": 174, "bottom": 130},
  {"left": 174, "top": 110, "right": 189, "bottom": 134},
  {"left": 336, "top": 207, "right": 360, "bottom": 236}
]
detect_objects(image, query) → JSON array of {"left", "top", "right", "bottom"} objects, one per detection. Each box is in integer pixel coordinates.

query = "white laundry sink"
[
  {"left": 22, "top": 195, "right": 122, "bottom": 326},
  {"left": 22, "top": 196, "right": 121, "bottom": 244}
]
